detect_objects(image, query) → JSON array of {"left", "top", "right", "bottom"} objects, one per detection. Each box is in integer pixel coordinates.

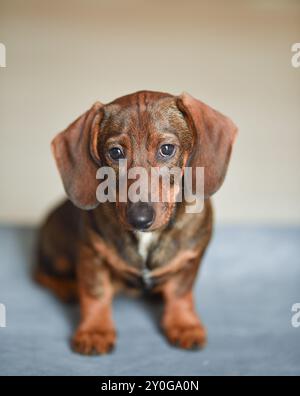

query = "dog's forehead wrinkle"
[
  {"left": 151, "top": 100, "right": 189, "bottom": 132},
  {"left": 103, "top": 96, "right": 186, "bottom": 137},
  {"left": 103, "top": 104, "right": 134, "bottom": 130}
]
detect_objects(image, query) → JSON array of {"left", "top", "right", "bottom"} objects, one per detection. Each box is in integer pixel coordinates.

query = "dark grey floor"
[{"left": 0, "top": 225, "right": 299, "bottom": 376}]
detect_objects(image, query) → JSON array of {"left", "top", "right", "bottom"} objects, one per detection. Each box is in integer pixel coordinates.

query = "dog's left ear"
[
  {"left": 177, "top": 92, "right": 238, "bottom": 197},
  {"left": 51, "top": 102, "right": 103, "bottom": 210}
]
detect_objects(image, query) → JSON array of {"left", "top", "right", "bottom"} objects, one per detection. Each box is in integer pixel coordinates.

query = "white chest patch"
[{"left": 135, "top": 231, "right": 158, "bottom": 262}]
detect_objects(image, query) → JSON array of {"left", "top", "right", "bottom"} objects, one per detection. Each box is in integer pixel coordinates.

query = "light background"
[{"left": 0, "top": 0, "right": 299, "bottom": 225}]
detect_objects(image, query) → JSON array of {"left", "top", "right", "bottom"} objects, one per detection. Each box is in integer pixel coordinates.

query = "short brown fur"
[{"left": 36, "top": 90, "right": 237, "bottom": 354}]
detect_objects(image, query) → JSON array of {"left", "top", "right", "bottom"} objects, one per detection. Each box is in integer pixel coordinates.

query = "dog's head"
[{"left": 52, "top": 91, "right": 237, "bottom": 231}]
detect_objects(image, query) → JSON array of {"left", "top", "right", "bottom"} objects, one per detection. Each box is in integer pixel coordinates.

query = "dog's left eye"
[
  {"left": 109, "top": 147, "right": 125, "bottom": 160},
  {"left": 159, "top": 144, "right": 175, "bottom": 158}
]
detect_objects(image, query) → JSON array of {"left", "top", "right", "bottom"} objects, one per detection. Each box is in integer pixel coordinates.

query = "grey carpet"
[{"left": 0, "top": 225, "right": 299, "bottom": 376}]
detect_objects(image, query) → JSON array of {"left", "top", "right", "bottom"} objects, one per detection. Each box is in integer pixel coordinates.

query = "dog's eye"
[
  {"left": 159, "top": 144, "right": 175, "bottom": 158},
  {"left": 109, "top": 147, "right": 125, "bottom": 160}
]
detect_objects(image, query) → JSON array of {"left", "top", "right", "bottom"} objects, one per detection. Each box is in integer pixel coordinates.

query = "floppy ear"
[
  {"left": 51, "top": 102, "right": 103, "bottom": 210},
  {"left": 177, "top": 92, "right": 237, "bottom": 197}
]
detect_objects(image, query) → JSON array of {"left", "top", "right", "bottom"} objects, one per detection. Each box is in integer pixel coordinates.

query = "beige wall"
[{"left": 0, "top": 0, "right": 299, "bottom": 225}]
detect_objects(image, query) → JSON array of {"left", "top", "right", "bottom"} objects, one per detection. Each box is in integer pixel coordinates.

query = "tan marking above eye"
[
  {"left": 145, "top": 132, "right": 179, "bottom": 151},
  {"left": 105, "top": 134, "right": 130, "bottom": 153},
  {"left": 105, "top": 133, "right": 127, "bottom": 145}
]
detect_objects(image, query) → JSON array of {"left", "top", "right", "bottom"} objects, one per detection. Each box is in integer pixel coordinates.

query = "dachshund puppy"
[{"left": 36, "top": 91, "right": 237, "bottom": 354}]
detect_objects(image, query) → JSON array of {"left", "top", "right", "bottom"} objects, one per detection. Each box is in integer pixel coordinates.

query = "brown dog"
[{"left": 35, "top": 91, "right": 237, "bottom": 354}]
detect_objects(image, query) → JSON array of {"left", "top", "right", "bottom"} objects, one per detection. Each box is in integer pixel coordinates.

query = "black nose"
[{"left": 127, "top": 202, "right": 155, "bottom": 230}]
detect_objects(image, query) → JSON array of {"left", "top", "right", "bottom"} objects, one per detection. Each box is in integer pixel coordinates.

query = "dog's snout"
[{"left": 127, "top": 202, "right": 155, "bottom": 230}]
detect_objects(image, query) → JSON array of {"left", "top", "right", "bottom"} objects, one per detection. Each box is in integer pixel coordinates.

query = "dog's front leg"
[
  {"left": 161, "top": 267, "right": 206, "bottom": 349},
  {"left": 72, "top": 245, "right": 116, "bottom": 355}
]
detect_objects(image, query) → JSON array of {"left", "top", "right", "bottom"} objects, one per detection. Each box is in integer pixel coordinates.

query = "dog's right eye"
[{"left": 109, "top": 147, "right": 125, "bottom": 161}]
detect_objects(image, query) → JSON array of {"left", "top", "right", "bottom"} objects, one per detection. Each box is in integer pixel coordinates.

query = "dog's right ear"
[{"left": 51, "top": 102, "right": 103, "bottom": 210}]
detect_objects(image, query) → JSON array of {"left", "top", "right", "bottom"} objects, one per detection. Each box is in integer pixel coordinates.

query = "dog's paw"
[
  {"left": 164, "top": 323, "right": 207, "bottom": 350},
  {"left": 72, "top": 328, "right": 116, "bottom": 355}
]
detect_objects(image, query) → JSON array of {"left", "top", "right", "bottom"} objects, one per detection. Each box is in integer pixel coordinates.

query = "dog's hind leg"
[
  {"left": 34, "top": 200, "right": 81, "bottom": 303},
  {"left": 34, "top": 248, "right": 78, "bottom": 303}
]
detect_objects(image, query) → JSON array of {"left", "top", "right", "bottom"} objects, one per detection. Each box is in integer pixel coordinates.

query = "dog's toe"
[
  {"left": 165, "top": 324, "right": 207, "bottom": 350},
  {"left": 72, "top": 328, "right": 116, "bottom": 355}
]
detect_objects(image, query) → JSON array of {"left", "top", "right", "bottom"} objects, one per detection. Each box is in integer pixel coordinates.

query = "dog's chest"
[{"left": 134, "top": 231, "right": 158, "bottom": 262}]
